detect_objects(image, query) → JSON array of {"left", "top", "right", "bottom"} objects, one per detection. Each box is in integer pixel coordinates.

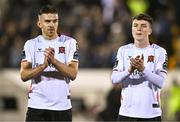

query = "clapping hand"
[
  {"left": 128, "top": 54, "right": 145, "bottom": 73},
  {"left": 44, "top": 47, "right": 55, "bottom": 65}
]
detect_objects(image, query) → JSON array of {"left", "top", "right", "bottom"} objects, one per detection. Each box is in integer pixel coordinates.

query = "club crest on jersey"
[
  {"left": 147, "top": 55, "right": 154, "bottom": 62},
  {"left": 59, "top": 46, "right": 65, "bottom": 54}
]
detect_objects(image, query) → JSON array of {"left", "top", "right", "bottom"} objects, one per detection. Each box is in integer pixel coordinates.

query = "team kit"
[{"left": 20, "top": 5, "right": 167, "bottom": 122}]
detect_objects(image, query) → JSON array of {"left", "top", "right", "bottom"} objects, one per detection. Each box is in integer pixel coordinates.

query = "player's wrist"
[
  {"left": 128, "top": 66, "right": 135, "bottom": 73},
  {"left": 51, "top": 58, "right": 57, "bottom": 65},
  {"left": 128, "top": 68, "right": 132, "bottom": 73},
  {"left": 140, "top": 66, "right": 145, "bottom": 72},
  {"left": 39, "top": 64, "right": 47, "bottom": 70}
]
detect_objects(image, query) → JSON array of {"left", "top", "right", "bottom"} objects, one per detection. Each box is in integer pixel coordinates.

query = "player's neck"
[
  {"left": 42, "top": 34, "right": 58, "bottom": 40},
  {"left": 134, "top": 39, "right": 150, "bottom": 48}
]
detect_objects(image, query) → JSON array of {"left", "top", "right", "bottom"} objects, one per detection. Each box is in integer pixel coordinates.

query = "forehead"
[
  {"left": 39, "top": 13, "right": 58, "bottom": 20},
  {"left": 132, "top": 19, "right": 150, "bottom": 25}
]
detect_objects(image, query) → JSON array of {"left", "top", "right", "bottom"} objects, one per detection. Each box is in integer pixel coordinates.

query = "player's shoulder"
[
  {"left": 122, "top": 43, "right": 133, "bottom": 48},
  {"left": 118, "top": 43, "right": 133, "bottom": 51},
  {"left": 24, "top": 35, "right": 41, "bottom": 47},
  {"left": 151, "top": 43, "right": 167, "bottom": 53},
  {"left": 59, "top": 34, "right": 76, "bottom": 43}
]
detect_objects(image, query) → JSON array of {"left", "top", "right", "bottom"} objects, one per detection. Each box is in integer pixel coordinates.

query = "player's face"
[
  {"left": 132, "top": 19, "right": 152, "bottom": 42},
  {"left": 38, "top": 13, "right": 58, "bottom": 39}
]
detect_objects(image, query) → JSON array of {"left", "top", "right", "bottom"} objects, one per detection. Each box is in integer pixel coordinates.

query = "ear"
[
  {"left": 37, "top": 20, "right": 41, "bottom": 28},
  {"left": 148, "top": 28, "right": 152, "bottom": 35}
]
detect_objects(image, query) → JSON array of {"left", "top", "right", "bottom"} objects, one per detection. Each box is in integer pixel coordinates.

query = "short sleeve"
[
  {"left": 67, "top": 39, "right": 79, "bottom": 63},
  {"left": 156, "top": 48, "right": 168, "bottom": 73},
  {"left": 113, "top": 47, "right": 124, "bottom": 71},
  {"left": 21, "top": 41, "right": 32, "bottom": 63}
]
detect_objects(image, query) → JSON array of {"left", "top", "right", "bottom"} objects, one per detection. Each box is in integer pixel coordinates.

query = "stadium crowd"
[{"left": 0, "top": 0, "right": 180, "bottom": 69}]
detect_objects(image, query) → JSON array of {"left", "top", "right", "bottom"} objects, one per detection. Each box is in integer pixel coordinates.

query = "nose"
[
  {"left": 137, "top": 26, "right": 142, "bottom": 31},
  {"left": 49, "top": 21, "right": 54, "bottom": 27}
]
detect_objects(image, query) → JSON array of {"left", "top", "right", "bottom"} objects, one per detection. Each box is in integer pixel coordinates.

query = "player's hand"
[
  {"left": 128, "top": 55, "right": 139, "bottom": 73},
  {"left": 128, "top": 63, "right": 134, "bottom": 73},
  {"left": 43, "top": 55, "right": 49, "bottom": 67},
  {"left": 44, "top": 47, "right": 55, "bottom": 64},
  {"left": 130, "top": 55, "right": 145, "bottom": 72}
]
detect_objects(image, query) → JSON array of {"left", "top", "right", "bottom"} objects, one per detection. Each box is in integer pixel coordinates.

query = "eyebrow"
[
  {"left": 133, "top": 23, "right": 147, "bottom": 26},
  {"left": 44, "top": 18, "right": 58, "bottom": 21}
]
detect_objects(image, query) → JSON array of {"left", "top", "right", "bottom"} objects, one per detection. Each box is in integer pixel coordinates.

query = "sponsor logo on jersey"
[
  {"left": 59, "top": 46, "right": 65, "bottom": 54},
  {"left": 38, "top": 48, "right": 42, "bottom": 52},
  {"left": 147, "top": 55, "right": 154, "bottom": 62},
  {"left": 128, "top": 56, "right": 132, "bottom": 60}
]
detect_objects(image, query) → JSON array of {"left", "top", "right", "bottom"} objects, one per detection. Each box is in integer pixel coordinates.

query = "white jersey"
[
  {"left": 22, "top": 35, "right": 79, "bottom": 110},
  {"left": 112, "top": 43, "right": 168, "bottom": 118}
]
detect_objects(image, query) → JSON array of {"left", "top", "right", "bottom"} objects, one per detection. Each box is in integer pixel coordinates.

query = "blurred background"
[{"left": 0, "top": 0, "right": 180, "bottom": 121}]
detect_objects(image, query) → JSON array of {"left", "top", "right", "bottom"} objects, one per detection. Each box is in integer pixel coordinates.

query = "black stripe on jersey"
[
  {"left": 163, "top": 54, "right": 168, "bottom": 70},
  {"left": 113, "top": 58, "right": 118, "bottom": 68},
  {"left": 73, "top": 51, "right": 80, "bottom": 61},
  {"left": 21, "top": 50, "right": 26, "bottom": 60},
  {"left": 113, "top": 69, "right": 118, "bottom": 71},
  {"left": 71, "top": 60, "right": 79, "bottom": 62},
  {"left": 160, "top": 70, "right": 167, "bottom": 74},
  {"left": 21, "top": 60, "right": 28, "bottom": 62},
  {"left": 152, "top": 103, "right": 160, "bottom": 108}
]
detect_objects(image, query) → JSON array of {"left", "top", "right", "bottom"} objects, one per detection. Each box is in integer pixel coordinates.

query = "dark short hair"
[
  {"left": 132, "top": 13, "right": 153, "bottom": 27},
  {"left": 38, "top": 5, "right": 58, "bottom": 15}
]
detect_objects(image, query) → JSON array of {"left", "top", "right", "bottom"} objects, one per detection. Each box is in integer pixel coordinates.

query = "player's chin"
[
  {"left": 135, "top": 37, "right": 144, "bottom": 41},
  {"left": 48, "top": 33, "right": 55, "bottom": 37}
]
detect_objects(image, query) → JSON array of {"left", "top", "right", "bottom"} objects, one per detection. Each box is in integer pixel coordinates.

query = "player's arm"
[
  {"left": 142, "top": 67, "right": 166, "bottom": 88},
  {"left": 20, "top": 61, "right": 47, "bottom": 82},
  {"left": 111, "top": 47, "right": 130, "bottom": 84},
  {"left": 20, "top": 58, "right": 48, "bottom": 82},
  {"left": 20, "top": 40, "right": 49, "bottom": 82},
  {"left": 44, "top": 45, "right": 79, "bottom": 81},
  {"left": 111, "top": 70, "right": 130, "bottom": 84},
  {"left": 130, "top": 52, "right": 167, "bottom": 88},
  {"left": 51, "top": 60, "right": 78, "bottom": 81},
  {"left": 142, "top": 51, "right": 168, "bottom": 88}
]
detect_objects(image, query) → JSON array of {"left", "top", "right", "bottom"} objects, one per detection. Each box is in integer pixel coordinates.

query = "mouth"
[
  {"left": 49, "top": 28, "right": 54, "bottom": 30},
  {"left": 48, "top": 29, "right": 54, "bottom": 33},
  {"left": 136, "top": 32, "right": 142, "bottom": 35},
  {"left": 136, "top": 33, "right": 143, "bottom": 36}
]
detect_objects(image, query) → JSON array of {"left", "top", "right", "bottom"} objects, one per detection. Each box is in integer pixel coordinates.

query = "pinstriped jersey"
[
  {"left": 22, "top": 35, "right": 79, "bottom": 110},
  {"left": 113, "top": 43, "right": 167, "bottom": 118}
]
